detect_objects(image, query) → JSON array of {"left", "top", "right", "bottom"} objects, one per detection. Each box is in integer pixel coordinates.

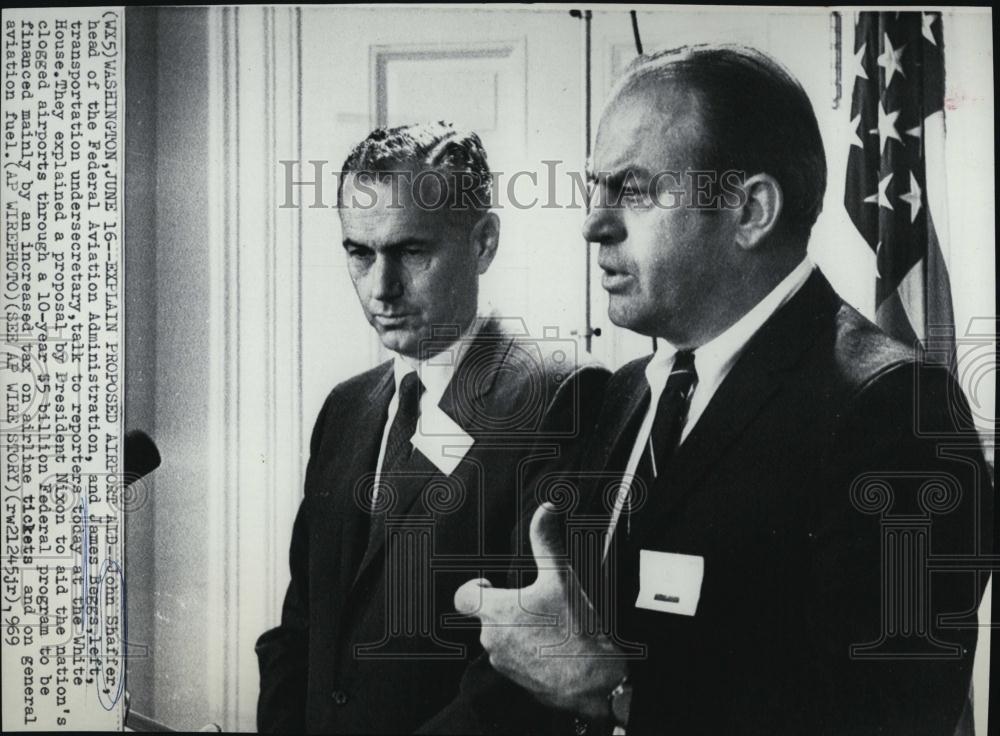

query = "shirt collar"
[
  {"left": 646, "top": 257, "right": 815, "bottom": 391},
  {"left": 391, "top": 313, "right": 487, "bottom": 403}
]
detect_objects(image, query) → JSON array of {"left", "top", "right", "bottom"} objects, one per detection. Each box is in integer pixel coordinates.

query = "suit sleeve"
[
  {"left": 255, "top": 394, "right": 334, "bottom": 733},
  {"left": 417, "top": 364, "right": 613, "bottom": 735},
  {"left": 806, "top": 361, "right": 993, "bottom": 735}
]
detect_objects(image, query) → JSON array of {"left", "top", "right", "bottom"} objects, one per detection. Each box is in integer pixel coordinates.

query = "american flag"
[{"left": 844, "top": 12, "right": 956, "bottom": 365}]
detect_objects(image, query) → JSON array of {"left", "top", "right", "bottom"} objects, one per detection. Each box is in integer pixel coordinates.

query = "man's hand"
[{"left": 454, "top": 503, "right": 628, "bottom": 721}]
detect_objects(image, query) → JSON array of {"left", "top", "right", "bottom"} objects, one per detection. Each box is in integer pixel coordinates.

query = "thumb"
[
  {"left": 529, "top": 503, "right": 600, "bottom": 630},
  {"left": 529, "top": 502, "right": 569, "bottom": 590},
  {"left": 454, "top": 577, "right": 493, "bottom": 617}
]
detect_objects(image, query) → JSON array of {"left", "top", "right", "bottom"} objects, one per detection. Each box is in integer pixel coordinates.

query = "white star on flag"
[
  {"left": 850, "top": 114, "right": 865, "bottom": 149},
  {"left": 877, "top": 33, "right": 906, "bottom": 88},
  {"left": 852, "top": 43, "right": 869, "bottom": 81},
  {"left": 905, "top": 125, "right": 922, "bottom": 140},
  {"left": 898, "top": 171, "right": 923, "bottom": 222},
  {"left": 864, "top": 172, "right": 894, "bottom": 210},
  {"left": 922, "top": 13, "right": 937, "bottom": 45},
  {"left": 877, "top": 101, "right": 903, "bottom": 154}
]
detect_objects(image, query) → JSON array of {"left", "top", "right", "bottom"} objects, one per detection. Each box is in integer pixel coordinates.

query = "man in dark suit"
[
  {"left": 256, "top": 122, "right": 602, "bottom": 733},
  {"left": 453, "top": 45, "right": 992, "bottom": 735}
]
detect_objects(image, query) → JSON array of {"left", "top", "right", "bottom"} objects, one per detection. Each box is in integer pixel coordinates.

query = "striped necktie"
[{"left": 633, "top": 350, "right": 698, "bottom": 487}]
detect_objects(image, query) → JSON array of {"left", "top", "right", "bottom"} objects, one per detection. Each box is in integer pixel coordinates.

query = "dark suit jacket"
[
  {"left": 256, "top": 318, "right": 608, "bottom": 734},
  {"left": 438, "top": 272, "right": 993, "bottom": 735}
]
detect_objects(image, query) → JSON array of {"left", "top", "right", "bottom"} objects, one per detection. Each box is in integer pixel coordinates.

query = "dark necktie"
[
  {"left": 381, "top": 371, "right": 425, "bottom": 477},
  {"left": 609, "top": 351, "right": 698, "bottom": 604},
  {"left": 633, "top": 350, "right": 698, "bottom": 489},
  {"left": 363, "top": 371, "right": 425, "bottom": 557}
]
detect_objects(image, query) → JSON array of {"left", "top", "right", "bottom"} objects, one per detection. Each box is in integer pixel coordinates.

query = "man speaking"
[
  {"left": 455, "top": 45, "right": 992, "bottom": 735},
  {"left": 256, "top": 122, "right": 598, "bottom": 733}
]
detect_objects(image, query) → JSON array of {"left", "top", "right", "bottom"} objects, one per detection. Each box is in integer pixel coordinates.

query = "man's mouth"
[
  {"left": 374, "top": 313, "right": 415, "bottom": 327},
  {"left": 599, "top": 265, "right": 632, "bottom": 292}
]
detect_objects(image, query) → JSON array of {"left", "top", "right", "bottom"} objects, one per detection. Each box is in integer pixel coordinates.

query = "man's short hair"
[
  {"left": 615, "top": 44, "right": 827, "bottom": 245},
  {"left": 338, "top": 121, "right": 493, "bottom": 217}
]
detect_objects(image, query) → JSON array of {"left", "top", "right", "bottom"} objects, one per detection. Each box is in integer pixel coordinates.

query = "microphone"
[{"left": 124, "top": 430, "right": 161, "bottom": 487}]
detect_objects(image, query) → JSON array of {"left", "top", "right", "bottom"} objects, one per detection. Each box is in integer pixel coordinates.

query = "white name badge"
[
  {"left": 410, "top": 406, "right": 475, "bottom": 476},
  {"left": 635, "top": 549, "right": 704, "bottom": 617}
]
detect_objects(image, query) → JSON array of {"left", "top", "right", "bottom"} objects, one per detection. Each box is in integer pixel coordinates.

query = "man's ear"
[
  {"left": 471, "top": 211, "right": 500, "bottom": 274},
  {"left": 734, "top": 173, "right": 783, "bottom": 251}
]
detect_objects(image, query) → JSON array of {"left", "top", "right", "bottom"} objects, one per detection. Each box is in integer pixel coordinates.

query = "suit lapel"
[
  {"left": 588, "top": 361, "right": 651, "bottom": 469},
  {"left": 351, "top": 448, "right": 439, "bottom": 587},
  {"left": 437, "top": 320, "right": 514, "bottom": 424},
  {"left": 628, "top": 271, "right": 841, "bottom": 548},
  {"left": 569, "top": 364, "right": 650, "bottom": 617},
  {"left": 328, "top": 364, "right": 393, "bottom": 520},
  {"left": 323, "top": 364, "right": 393, "bottom": 593},
  {"left": 350, "top": 321, "right": 514, "bottom": 586}
]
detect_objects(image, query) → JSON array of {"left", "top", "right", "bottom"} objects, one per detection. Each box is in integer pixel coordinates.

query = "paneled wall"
[
  {"left": 125, "top": 6, "right": 305, "bottom": 731},
  {"left": 125, "top": 6, "right": 216, "bottom": 731}
]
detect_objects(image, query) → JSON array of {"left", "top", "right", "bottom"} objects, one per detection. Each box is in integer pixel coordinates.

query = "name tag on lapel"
[
  {"left": 411, "top": 406, "right": 474, "bottom": 476},
  {"left": 635, "top": 549, "right": 704, "bottom": 616}
]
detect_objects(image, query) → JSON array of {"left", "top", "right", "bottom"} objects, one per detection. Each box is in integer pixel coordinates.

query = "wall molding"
[
  {"left": 206, "top": 6, "right": 303, "bottom": 731},
  {"left": 369, "top": 40, "right": 521, "bottom": 129}
]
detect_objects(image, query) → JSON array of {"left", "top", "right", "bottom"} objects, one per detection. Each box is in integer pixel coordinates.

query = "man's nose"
[
  {"left": 371, "top": 255, "right": 404, "bottom": 301},
  {"left": 582, "top": 205, "right": 626, "bottom": 246}
]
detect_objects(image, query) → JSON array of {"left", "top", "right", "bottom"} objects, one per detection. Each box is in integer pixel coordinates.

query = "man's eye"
[
  {"left": 347, "top": 248, "right": 374, "bottom": 261},
  {"left": 620, "top": 187, "right": 652, "bottom": 208}
]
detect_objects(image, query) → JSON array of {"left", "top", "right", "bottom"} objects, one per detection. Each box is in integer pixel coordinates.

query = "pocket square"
[{"left": 411, "top": 406, "right": 475, "bottom": 476}]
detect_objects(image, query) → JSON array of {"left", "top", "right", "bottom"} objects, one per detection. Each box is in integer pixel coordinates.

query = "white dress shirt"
[
  {"left": 603, "top": 258, "right": 816, "bottom": 556},
  {"left": 371, "top": 317, "right": 484, "bottom": 505}
]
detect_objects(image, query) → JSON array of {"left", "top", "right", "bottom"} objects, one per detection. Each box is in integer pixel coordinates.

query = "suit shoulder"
[
  {"left": 505, "top": 332, "right": 609, "bottom": 389},
  {"left": 607, "top": 355, "right": 651, "bottom": 391},
  {"left": 306, "top": 359, "right": 391, "bottom": 459},
  {"left": 822, "top": 307, "right": 979, "bottom": 444},
  {"left": 324, "top": 360, "right": 392, "bottom": 401},
  {"left": 830, "top": 304, "right": 916, "bottom": 393},
  {"left": 313, "top": 360, "right": 391, "bottom": 427}
]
